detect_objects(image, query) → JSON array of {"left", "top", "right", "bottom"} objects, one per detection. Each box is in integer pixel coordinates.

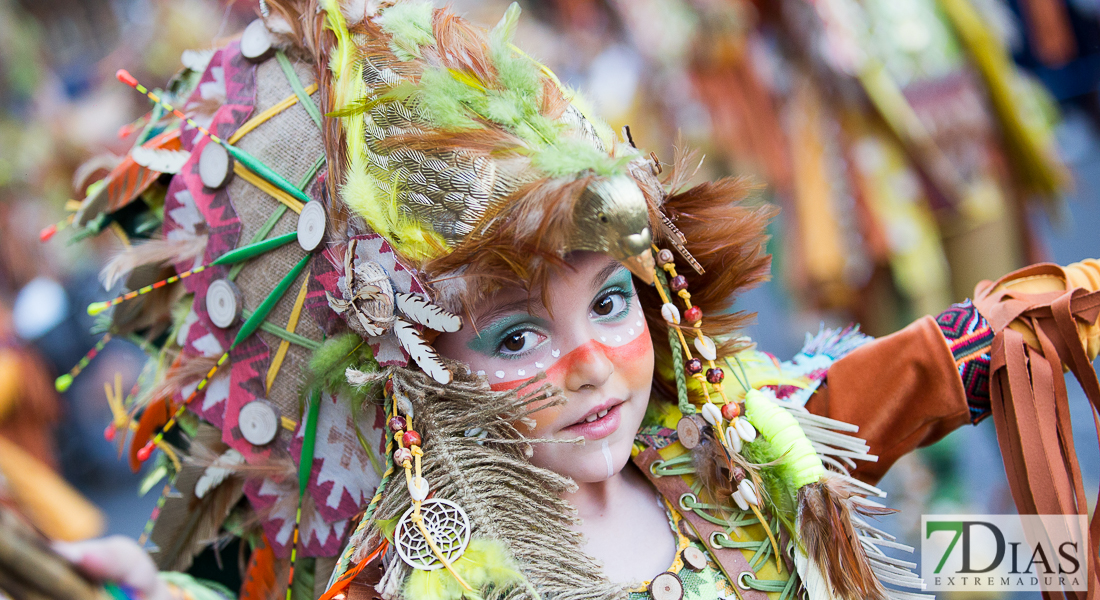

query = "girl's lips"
[{"left": 562, "top": 402, "right": 622, "bottom": 440}]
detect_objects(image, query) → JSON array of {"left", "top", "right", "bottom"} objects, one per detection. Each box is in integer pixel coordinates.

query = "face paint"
[{"left": 601, "top": 440, "right": 614, "bottom": 479}]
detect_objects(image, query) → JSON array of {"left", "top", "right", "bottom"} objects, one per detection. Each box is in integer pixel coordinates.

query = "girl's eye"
[
  {"left": 499, "top": 330, "right": 544, "bottom": 355},
  {"left": 592, "top": 291, "right": 628, "bottom": 318}
]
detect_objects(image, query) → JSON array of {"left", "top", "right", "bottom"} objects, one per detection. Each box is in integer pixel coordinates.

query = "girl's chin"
[{"left": 532, "top": 437, "right": 634, "bottom": 483}]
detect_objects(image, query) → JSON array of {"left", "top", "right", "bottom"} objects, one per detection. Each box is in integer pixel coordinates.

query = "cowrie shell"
[
  {"left": 408, "top": 477, "right": 430, "bottom": 501},
  {"left": 738, "top": 479, "right": 759, "bottom": 506},
  {"left": 732, "top": 490, "right": 749, "bottom": 511},
  {"left": 700, "top": 402, "right": 722, "bottom": 427},
  {"left": 661, "top": 303, "right": 681, "bottom": 325},
  {"left": 694, "top": 335, "right": 717, "bottom": 361},
  {"left": 734, "top": 418, "right": 757, "bottom": 443},
  {"left": 724, "top": 425, "right": 742, "bottom": 453}
]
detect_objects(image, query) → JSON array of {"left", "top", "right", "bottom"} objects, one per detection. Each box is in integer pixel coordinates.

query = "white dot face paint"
[{"left": 437, "top": 259, "right": 649, "bottom": 390}]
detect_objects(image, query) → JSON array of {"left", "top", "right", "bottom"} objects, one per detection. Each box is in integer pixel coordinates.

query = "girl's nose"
[{"left": 562, "top": 342, "right": 615, "bottom": 392}]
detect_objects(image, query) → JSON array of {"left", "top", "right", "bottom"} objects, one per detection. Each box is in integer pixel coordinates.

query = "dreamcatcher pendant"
[{"left": 394, "top": 498, "right": 471, "bottom": 570}]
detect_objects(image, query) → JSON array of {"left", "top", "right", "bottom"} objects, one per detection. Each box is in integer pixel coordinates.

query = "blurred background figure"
[{"left": 0, "top": 0, "right": 1097, "bottom": 598}]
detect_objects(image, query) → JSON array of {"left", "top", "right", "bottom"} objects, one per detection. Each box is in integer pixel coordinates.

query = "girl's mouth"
[{"left": 563, "top": 401, "right": 623, "bottom": 440}]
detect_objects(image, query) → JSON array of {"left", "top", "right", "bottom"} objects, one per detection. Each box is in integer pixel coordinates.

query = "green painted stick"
[
  {"left": 231, "top": 253, "right": 310, "bottom": 350},
  {"left": 212, "top": 231, "right": 298, "bottom": 266}
]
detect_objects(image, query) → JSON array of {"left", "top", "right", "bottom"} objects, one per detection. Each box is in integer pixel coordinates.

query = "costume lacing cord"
[{"left": 649, "top": 453, "right": 799, "bottom": 599}]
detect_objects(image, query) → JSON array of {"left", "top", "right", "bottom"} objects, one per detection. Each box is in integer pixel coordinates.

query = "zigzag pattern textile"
[{"left": 936, "top": 300, "right": 994, "bottom": 424}]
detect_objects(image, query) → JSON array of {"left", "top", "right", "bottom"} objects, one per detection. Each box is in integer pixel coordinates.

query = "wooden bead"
[
  {"left": 240, "top": 19, "right": 275, "bottom": 62},
  {"left": 297, "top": 201, "right": 327, "bottom": 252},
  {"left": 388, "top": 416, "right": 406, "bottom": 432},
  {"left": 682, "top": 546, "right": 708, "bottom": 571},
  {"left": 394, "top": 447, "right": 412, "bottom": 466},
  {"left": 402, "top": 430, "right": 422, "bottom": 448},
  {"left": 649, "top": 572, "right": 684, "bottom": 600},
  {"left": 686, "top": 358, "right": 703, "bottom": 375},
  {"left": 678, "top": 518, "right": 700, "bottom": 541},
  {"left": 205, "top": 279, "right": 242, "bottom": 328},
  {"left": 239, "top": 400, "right": 279, "bottom": 446},
  {"left": 684, "top": 306, "right": 702, "bottom": 323},
  {"left": 676, "top": 416, "right": 703, "bottom": 450},
  {"left": 656, "top": 249, "right": 675, "bottom": 266},
  {"left": 721, "top": 402, "right": 740, "bottom": 421},
  {"left": 198, "top": 142, "right": 234, "bottom": 189},
  {"left": 669, "top": 275, "right": 688, "bottom": 292},
  {"left": 706, "top": 367, "right": 724, "bottom": 384}
]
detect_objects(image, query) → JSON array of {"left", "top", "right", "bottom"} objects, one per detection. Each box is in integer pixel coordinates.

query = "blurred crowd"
[{"left": 0, "top": 1, "right": 1098, "bottom": 596}]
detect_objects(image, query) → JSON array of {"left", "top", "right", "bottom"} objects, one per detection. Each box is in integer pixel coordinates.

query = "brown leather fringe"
[{"left": 974, "top": 264, "right": 1100, "bottom": 600}]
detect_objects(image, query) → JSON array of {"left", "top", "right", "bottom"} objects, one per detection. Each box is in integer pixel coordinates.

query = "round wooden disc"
[
  {"left": 649, "top": 572, "right": 684, "bottom": 600},
  {"left": 239, "top": 400, "right": 279, "bottom": 446},
  {"left": 682, "top": 546, "right": 708, "bottom": 571},
  {"left": 676, "top": 415, "right": 702, "bottom": 450},
  {"left": 297, "top": 201, "right": 327, "bottom": 252},
  {"left": 678, "top": 518, "right": 699, "bottom": 541},
  {"left": 199, "top": 142, "right": 234, "bottom": 189},
  {"left": 240, "top": 19, "right": 275, "bottom": 62},
  {"left": 205, "top": 279, "right": 242, "bottom": 329}
]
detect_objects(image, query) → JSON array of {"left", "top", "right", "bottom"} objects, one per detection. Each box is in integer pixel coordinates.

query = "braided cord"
[{"left": 654, "top": 262, "right": 693, "bottom": 415}]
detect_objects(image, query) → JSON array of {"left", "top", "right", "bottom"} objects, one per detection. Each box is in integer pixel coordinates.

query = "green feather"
[
  {"left": 741, "top": 437, "right": 799, "bottom": 536},
  {"left": 403, "top": 538, "right": 526, "bottom": 600},
  {"left": 379, "top": 1, "right": 436, "bottom": 60},
  {"left": 306, "top": 333, "right": 378, "bottom": 399}
]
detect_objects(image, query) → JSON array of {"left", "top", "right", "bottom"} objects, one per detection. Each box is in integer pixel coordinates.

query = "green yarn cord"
[{"left": 654, "top": 262, "right": 692, "bottom": 415}]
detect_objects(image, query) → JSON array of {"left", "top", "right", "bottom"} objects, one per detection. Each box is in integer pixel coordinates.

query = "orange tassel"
[{"left": 241, "top": 535, "right": 278, "bottom": 600}]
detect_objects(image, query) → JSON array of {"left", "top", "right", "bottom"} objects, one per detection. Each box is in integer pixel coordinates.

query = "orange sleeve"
[{"left": 803, "top": 315, "right": 971, "bottom": 485}]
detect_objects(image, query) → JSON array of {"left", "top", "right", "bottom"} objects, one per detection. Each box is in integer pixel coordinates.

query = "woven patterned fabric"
[{"left": 935, "top": 300, "right": 994, "bottom": 424}]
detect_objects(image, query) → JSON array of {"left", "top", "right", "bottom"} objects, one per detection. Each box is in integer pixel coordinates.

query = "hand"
[
  {"left": 988, "top": 259, "right": 1100, "bottom": 361},
  {"left": 53, "top": 536, "right": 173, "bottom": 600}
]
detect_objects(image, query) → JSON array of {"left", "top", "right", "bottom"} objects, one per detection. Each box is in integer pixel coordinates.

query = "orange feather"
[
  {"left": 241, "top": 535, "right": 278, "bottom": 600},
  {"left": 129, "top": 397, "right": 169, "bottom": 472}
]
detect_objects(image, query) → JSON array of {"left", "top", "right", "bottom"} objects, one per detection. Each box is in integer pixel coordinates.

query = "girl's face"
[{"left": 434, "top": 252, "right": 655, "bottom": 483}]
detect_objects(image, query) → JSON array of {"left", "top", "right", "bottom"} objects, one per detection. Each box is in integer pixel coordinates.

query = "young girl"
[{"left": 48, "top": 1, "right": 1099, "bottom": 599}]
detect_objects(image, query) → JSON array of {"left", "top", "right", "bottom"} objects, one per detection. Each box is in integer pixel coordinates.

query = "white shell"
[
  {"left": 693, "top": 335, "right": 717, "bottom": 361},
  {"left": 723, "top": 425, "right": 742, "bottom": 453},
  {"left": 296, "top": 201, "right": 327, "bottom": 252},
  {"left": 660, "top": 303, "right": 681, "bottom": 325},
  {"left": 408, "top": 476, "right": 430, "bottom": 501},
  {"left": 195, "top": 449, "right": 245, "bottom": 499},
  {"left": 734, "top": 417, "right": 757, "bottom": 443},
  {"left": 738, "top": 479, "right": 759, "bottom": 506},
  {"left": 394, "top": 498, "right": 470, "bottom": 571},
  {"left": 198, "top": 142, "right": 233, "bottom": 189},
  {"left": 731, "top": 490, "right": 749, "bottom": 511},
  {"left": 238, "top": 400, "right": 279, "bottom": 446},
  {"left": 240, "top": 19, "right": 275, "bottom": 62},
  {"left": 700, "top": 402, "right": 722, "bottom": 428},
  {"left": 205, "top": 279, "right": 242, "bottom": 329}
]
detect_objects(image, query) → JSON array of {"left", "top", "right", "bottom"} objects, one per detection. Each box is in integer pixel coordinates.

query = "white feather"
[
  {"left": 394, "top": 318, "right": 452, "bottom": 384},
  {"left": 130, "top": 147, "right": 191, "bottom": 174},
  {"left": 395, "top": 292, "right": 462, "bottom": 332},
  {"left": 794, "top": 511, "right": 838, "bottom": 600},
  {"left": 195, "top": 449, "right": 245, "bottom": 499}
]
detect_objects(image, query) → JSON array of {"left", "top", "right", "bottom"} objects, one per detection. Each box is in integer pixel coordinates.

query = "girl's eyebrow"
[
  {"left": 475, "top": 297, "right": 544, "bottom": 330},
  {"left": 591, "top": 260, "right": 627, "bottom": 288}
]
